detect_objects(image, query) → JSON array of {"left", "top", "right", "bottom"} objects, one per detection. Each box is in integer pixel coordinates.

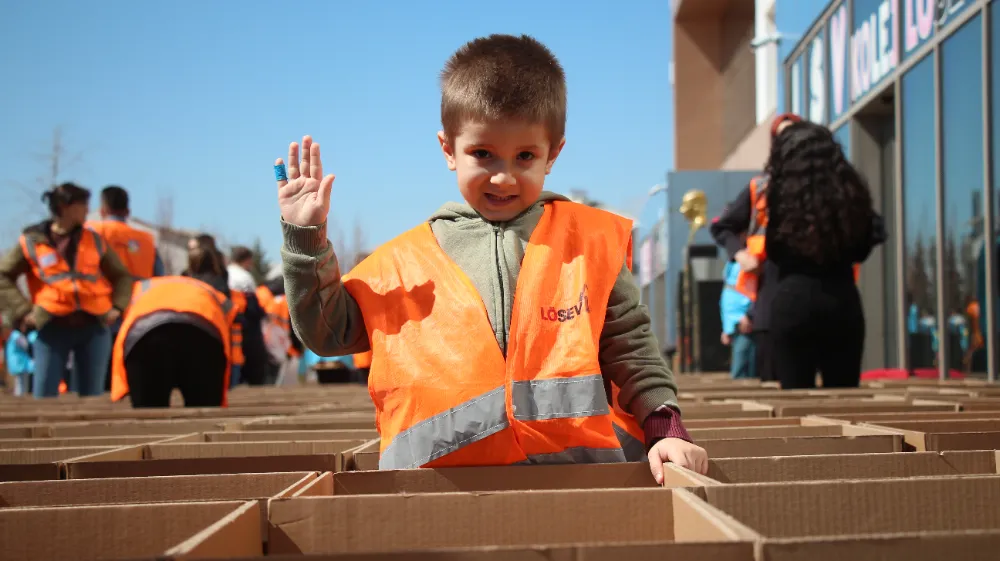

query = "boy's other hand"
[
  {"left": 720, "top": 332, "right": 731, "bottom": 346},
  {"left": 737, "top": 315, "right": 752, "bottom": 334},
  {"left": 276, "top": 135, "right": 335, "bottom": 227},
  {"left": 647, "top": 438, "right": 708, "bottom": 482}
]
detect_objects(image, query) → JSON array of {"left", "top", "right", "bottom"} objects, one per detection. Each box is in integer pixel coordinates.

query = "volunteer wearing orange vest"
[
  {"left": 711, "top": 114, "right": 804, "bottom": 382},
  {"left": 86, "top": 185, "right": 164, "bottom": 392},
  {"left": 111, "top": 252, "right": 237, "bottom": 407},
  {"left": 761, "top": 120, "right": 886, "bottom": 389},
  {"left": 0, "top": 183, "right": 133, "bottom": 398},
  {"left": 272, "top": 34, "right": 708, "bottom": 480}
]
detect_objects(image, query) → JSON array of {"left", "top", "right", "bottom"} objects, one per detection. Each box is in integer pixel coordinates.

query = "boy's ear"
[
  {"left": 545, "top": 137, "right": 566, "bottom": 175},
  {"left": 438, "top": 131, "right": 457, "bottom": 171}
]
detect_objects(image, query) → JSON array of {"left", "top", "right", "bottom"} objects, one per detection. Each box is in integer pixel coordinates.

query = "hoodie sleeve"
[
  {"left": 280, "top": 220, "right": 369, "bottom": 357},
  {"left": 0, "top": 244, "right": 33, "bottom": 322},
  {"left": 98, "top": 247, "right": 134, "bottom": 312},
  {"left": 598, "top": 262, "right": 682, "bottom": 425}
]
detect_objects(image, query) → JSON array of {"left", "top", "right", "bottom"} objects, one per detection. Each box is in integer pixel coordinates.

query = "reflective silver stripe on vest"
[
  {"left": 511, "top": 374, "right": 610, "bottom": 421},
  {"left": 614, "top": 423, "right": 648, "bottom": 462},
  {"left": 379, "top": 385, "right": 509, "bottom": 471},
  {"left": 23, "top": 232, "right": 102, "bottom": 283}
]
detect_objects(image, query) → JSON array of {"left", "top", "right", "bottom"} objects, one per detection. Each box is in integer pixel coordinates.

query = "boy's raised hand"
[{"left": 275, "top": 135, "right": 335, "bottom": 227}]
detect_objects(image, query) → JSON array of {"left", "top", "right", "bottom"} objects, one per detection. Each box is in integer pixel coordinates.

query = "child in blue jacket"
[
  {"left": 720, "top": 261, "right": 757, "bottom": 379},
  {"left": 4, "top": 318, "right": 37, "bottom": 396}
]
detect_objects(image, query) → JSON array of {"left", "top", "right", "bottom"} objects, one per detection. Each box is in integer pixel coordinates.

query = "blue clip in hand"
[{"left": 274, "top": 164, "right": 288, "bottom": 182}]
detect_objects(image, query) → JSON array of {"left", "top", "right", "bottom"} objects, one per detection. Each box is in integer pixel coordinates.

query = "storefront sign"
[
  {"left": 809, "top": 32, "right": 827, "bottom": 123},
  {"left": 850, "top": 0, "right": 899, "bottom": 103},
  {"left": 829, "top": 3, "right": 849, "bottom": 120}
]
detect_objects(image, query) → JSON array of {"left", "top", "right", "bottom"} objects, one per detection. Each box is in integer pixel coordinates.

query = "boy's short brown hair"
[{"left": 440, "top": 34, "right": 566, "bottom": 144}]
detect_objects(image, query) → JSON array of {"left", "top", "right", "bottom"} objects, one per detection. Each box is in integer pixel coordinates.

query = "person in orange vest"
[
  {"left": 711, "top": 114, "right": 803, "bottom": 383},
  {"left": 759, "top": 120, "right": 886, "bottom": 389},
  {"left": 86, "top": 185, "right": 165, "bottom": 392},
  {"left": 272, "top": 34, "right": 707, "bottom": 479},
  {"left": 111, "top": 248, "right": 238, "bottom": 407},
  {"left": 0, "top": 183, "right": 133, "bottom": 398},
  {"left": 226, "top": 246, "right": 269, "bottom": 387}
]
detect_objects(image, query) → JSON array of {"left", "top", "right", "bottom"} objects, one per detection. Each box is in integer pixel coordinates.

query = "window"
[
  {"left": 901, "top": 54, "right": 938, "bottom": 371},
  {"left": 942, "top": 14, "right": 985, "bottom": 376}
]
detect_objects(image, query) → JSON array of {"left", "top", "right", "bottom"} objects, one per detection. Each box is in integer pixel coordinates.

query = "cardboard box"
[
  {"left": 43, "top": 419, "right": 251, "bottom": 437},
  {"left": 808, "top": 411, "right": 1000, "bottom": 425},
  {"left": 689, "top": 422, "right": 854, "bottom": 441},
  {"left": 198, "top": 430, "right": 380, "bottom": 443},
  {"left": 240, "top": 415, "right": 376, "bottom": 431},
  {"left": 702, "top": 476, "right": 1000, "bottom": 560},
  {"left": 742, "top": 398, "right": 959, "bottom": 417},
  {"left": 342, "top": 439, "right": 380, "bottom": 471},
  {"left": 0, "top": 446, "right": 139, "bottom": 482},
  {"left": 0, "top": 435, "right": 177, "bottom": 449},
  {"left": 685, "top": 417, "right": 814, "bottom": 429},
  {"left": 305, "top": 462, "right": 701, "bottom": 496},
  {"left": 861, "top": 419, "right": 1000, "bottom": 451},
  {"left": 677, "top": 402, "right": 774, "bottom": 420},
  {"left": 267, "top": 488, "right": 758, "bottom": 558},
  {"left": 0, "top": 500, "right": 261, "bottom": 560},
  {"left": 699, "top": 425, "right": 903, "bottom": 458},
  {"left": 64, "top": 441, "right": 363, "bottom": 479},
  {"left": 703, "top": 451, "right": 1000, "bottom": 484},
  {"left": 0, "top": 471, "right": 318, "bottom": 508}
]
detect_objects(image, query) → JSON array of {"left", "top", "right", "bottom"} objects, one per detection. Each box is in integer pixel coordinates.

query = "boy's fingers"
[
  {"left": 300, "top": 135, "right": 313, "bottom": 179},
  {"left": 288, "top": 143, "right": 301, "bottom": 180},
  {"left": 319, "top": 174, "right": 336, "bottom": 204},
  {"left": 647, "top": 448, "right": 665, "bottom": 485},
  {"left": 311, "top": 142, "right": 323, "bottom": 180},
  {"left": 275, "top": 158, "right": 288, "bottom": 189}
]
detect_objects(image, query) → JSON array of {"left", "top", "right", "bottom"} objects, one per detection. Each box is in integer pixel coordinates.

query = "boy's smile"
[{"left": 439, "top": 120, "right": 565, "bottom": 222}]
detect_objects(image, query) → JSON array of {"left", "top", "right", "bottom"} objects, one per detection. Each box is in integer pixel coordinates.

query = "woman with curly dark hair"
[{"left": 765, "top": 120, "right": 886, "bottom": 389}]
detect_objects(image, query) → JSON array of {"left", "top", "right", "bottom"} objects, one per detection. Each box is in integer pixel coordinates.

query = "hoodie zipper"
[{"left": 493, "top": 225, "right": 507, "bottom": 354}]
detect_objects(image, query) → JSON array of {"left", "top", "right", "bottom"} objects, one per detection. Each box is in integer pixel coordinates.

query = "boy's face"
[{"left": 439, "top": 119, "right": 565, "bottom": 222}]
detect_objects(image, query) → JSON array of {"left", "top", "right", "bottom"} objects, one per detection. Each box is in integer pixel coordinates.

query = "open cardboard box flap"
[
  {"left": 301, "top": 462, "right": 703, "bottom": 496},
  {"left": 0, "top": 500, "right": 261, "bottom": 561},
  {"left": 0, "top": 471, "right": 318, "bottom": 508},
  {"left": 703, "top": 451, "right": 1000, "bottom": 484},
  {"left": 267, "top": 488, "right": 758, "bottom": 557},
  {"left": 701, "top": 475, "right": 1000, "bottom": 559}
]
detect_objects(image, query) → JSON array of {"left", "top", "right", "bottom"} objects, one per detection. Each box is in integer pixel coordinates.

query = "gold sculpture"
[{"left": 678, "top": 188, "right": 708, "bottom": 373}]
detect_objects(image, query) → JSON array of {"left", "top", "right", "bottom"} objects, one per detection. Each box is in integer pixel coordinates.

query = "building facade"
[
  {"left": 643, "top": 0, "right": 781, "bottom": 365},
  {"left": 784, "top": 0, "right": 995, "bottom": 381}
]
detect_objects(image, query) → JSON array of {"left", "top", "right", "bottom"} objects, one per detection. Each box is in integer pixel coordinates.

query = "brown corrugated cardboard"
[
  {"left": 742, "top": 398, "right": 959, "bottom": 417},
  {"left": 44, "top": 419, "right": 251, "bottom": 437},
  {"left": 861, "top": 419, "right": 1000, "bottom": 451},
  {"left": 679, "top": 402, "right": 774, "bottom": 419},
  {"left": 341, "top": 439, "right": 380, "bottom": 471},
  {"left": 0, "top": 500, "right": 261, "bottom": 561},
  {"left": 685, "top": 417, "right": 810, "bottom": 429},
  {"left": 703, "top": 451, "right": 1000, "bottom": 484},
  {"left": 699, "top": 425, "right": 903, "bottom": 458},
  {"left": 267, "top": 488, "right": 758, "bottom": 557},
  {"left": 702, "top": 476, "right": 1000, "bottom": 560},
  {"left": 690, "top": 424, "right": 844, "bottom": 440},
  {"left": 0, "top": 435, "right": 177, "bottom": 449},
  {"left": 62, "top": 441, "right": 361, "bottom": 479},
  {"left": 807, "top": 411, "right": 1000, "bottom": 425},
  {"left": 0, "top": 446, "right": 132, "bottom": 464},
  {"left": 320, "top": 463, "right": 701, "bottom": 495},
  {"left": 0, "top": 472, "right": 317, "bottom": 507},
  {"left": 201, "top": 430, "right": 380, "bottom": 442}
]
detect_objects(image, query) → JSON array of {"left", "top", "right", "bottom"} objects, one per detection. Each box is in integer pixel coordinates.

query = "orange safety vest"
[
  {"left": 270, "top": 295, "right": 302, "bottom": 358},
  {"left": 732, "top": 176, "right": 860, "bottom": 300},
  {"left": 110, "top": 276, "right": 237, "bottom": 405},
  {"left": 19, "top": 228, "right": 113, "bottom": 317},
  {"left": 85, "top": 219, "right": 156, "bottom": 279},
  {"left": 343, "top": 200, "right": 647, "bottom": 470},
  {"left": 256, "top": 285, "right": 275, "bottom": 314},
  {"left": 353, "top": 350, "right": 373, "bottom": 369},
  {"left": 230, "top": 291, "right": 247, "bottom": 366}
]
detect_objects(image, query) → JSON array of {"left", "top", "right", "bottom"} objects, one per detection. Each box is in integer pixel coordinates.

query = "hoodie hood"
[{"left": 428, "top": 191, "right": 569, "bottom": 226}]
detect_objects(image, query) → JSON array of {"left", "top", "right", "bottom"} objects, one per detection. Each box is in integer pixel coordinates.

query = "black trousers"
[
  {"left": 753, "top": 330, "right": 776, "bottom": 382},
  {"left": 125, "top": 323, "right": 227, "bottom": 408},
  {"left": 769, "top": 276, "right": 865, "bottom": 389}
]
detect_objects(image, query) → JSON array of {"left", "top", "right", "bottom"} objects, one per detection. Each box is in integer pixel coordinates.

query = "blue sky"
[{"left": 1, "top": 0, "right": 828, "bottom": 261}]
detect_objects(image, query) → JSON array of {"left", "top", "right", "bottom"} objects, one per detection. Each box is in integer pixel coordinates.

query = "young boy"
[{"left": 273, "top": 34, "right": 707, "bottom": 480}]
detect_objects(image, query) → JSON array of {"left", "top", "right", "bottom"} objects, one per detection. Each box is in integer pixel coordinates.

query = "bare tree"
[
  {"left": 9, "top": 128, "right": 88, "bottom": 217},
  {"left": 154, "top": 193, "right": 178, "bottom": 274},
  {"left": 349, "top": 216, "right": 369, "bottom": 268}
]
